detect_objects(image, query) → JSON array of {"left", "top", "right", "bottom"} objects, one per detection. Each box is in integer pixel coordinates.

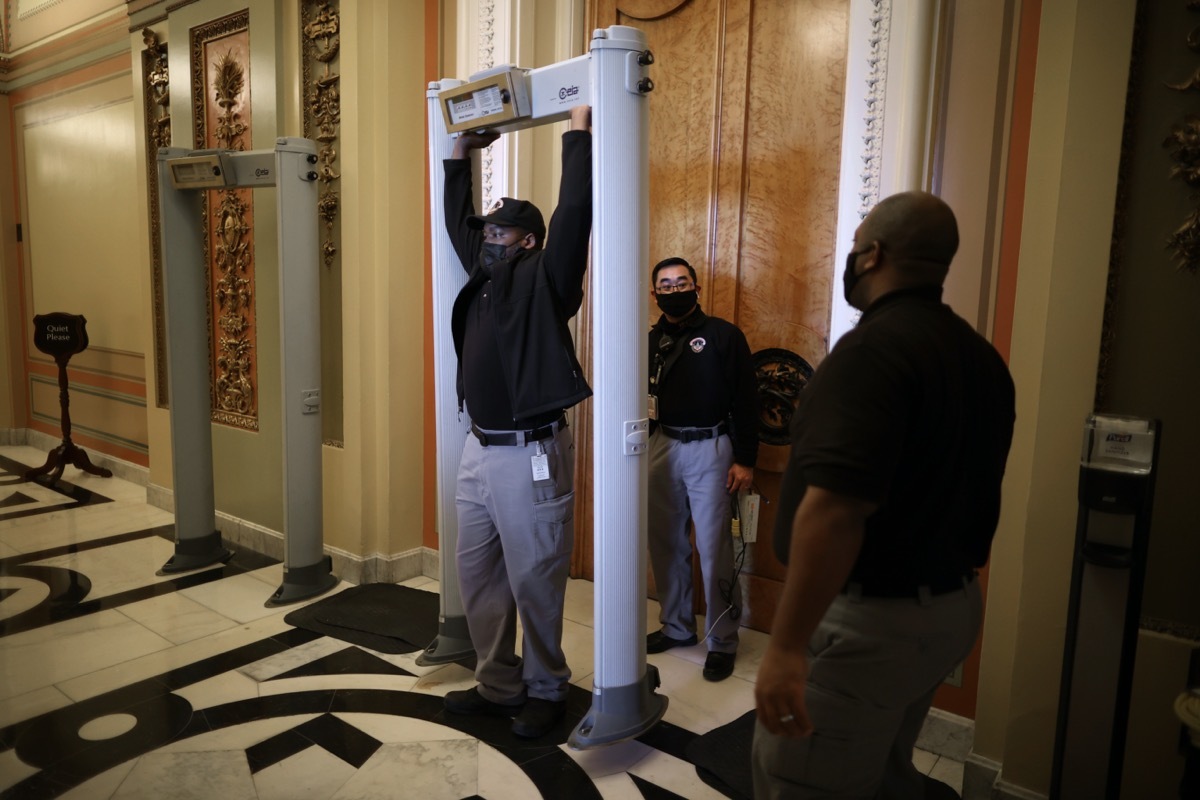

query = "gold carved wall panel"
[
  {"left": 142, "top": 29, "right": 172, "bottom": 408},
  {"left": 191, "top": 11, "right": 259, "bottom": 430},
  {"left": 301, "top": 0, "right": 343, "bottom": 445}
]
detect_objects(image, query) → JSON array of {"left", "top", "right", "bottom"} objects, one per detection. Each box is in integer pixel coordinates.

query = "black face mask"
[
  {"left": 843, "top": 249, "right": 865, "bottom": 307},
  {"left": 480, "top": 242, "right": 515, "bottom": 272},
  {"left": 655, "top": 290, "right": 698, "bottom": 318}
]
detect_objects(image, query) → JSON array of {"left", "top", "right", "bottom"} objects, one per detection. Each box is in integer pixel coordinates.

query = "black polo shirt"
[
  {"left": 649, "top": 308, "right": 759, "bottom": 468},
  {"left": 773, "top": 286, "right": 1015, "bottom": 586}
]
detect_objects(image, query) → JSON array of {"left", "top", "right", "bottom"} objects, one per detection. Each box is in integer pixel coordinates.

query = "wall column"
[{"left": 970, "top": 0, "right": 1138, "bottom": 795}]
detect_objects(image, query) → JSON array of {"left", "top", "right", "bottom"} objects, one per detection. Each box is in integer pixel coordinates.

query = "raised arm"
[
  {"left": 542, "top": 106, "right": 593, "bottom": 314},
  {"left": 443, "top": 129, "right": 501, "bottom": 273}
]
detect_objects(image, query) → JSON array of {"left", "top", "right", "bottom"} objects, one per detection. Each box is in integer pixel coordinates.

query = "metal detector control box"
[
  {"left": 167, "top": 148, "right": 277, "bottom": 190},
  {"left": 438, "top": 55, "right": 594, "bottom": 135},
  {"left": 1052, "top": 413, "right": 1160, "bottom": 800},
  {"left": 439, "top": 65, "right": 533, "bottom": 133}
]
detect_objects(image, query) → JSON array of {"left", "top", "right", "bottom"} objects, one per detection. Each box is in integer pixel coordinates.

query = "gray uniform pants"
[
  {"left": 647, "top": 430, "right": 741, "bottom": 652},
  {"left": 454, "top": 424, "right": 575, "bottom": 703},
  {"left": 751, "top": 579, "right": 983, "bottom": 799}
]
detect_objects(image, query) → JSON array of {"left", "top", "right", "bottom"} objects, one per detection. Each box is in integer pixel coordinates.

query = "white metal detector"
[
  {"left": 156, "top": 138, "right": 338, "bottom": 607},
  {"left": 425, "top": 25, "right": 665, "bottom": 749}
]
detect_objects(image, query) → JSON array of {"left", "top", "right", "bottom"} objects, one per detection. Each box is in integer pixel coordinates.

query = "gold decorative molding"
[
  {"left": 478, "top": 0, "right": 498, "bottom": 207},
  {"left": 192, "top": 11, "right": 259, "bottom": 430},
  {"left": 142, "top": 28, "right": 171, "bottom": 408},
  {"left": 1164, "top": 3, "right": 1200, "bottom": 275},
  {"left": 302, "top": 0, "right": 344, "bottom": 446},
  {"left": 301, "top": 1, "right": 341, "bottom": 270}
]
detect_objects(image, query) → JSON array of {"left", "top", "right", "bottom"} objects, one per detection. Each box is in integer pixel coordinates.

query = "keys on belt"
[
  {"left": 471, "top": 415, "right": 567, "bottom": 447},
  {"left": 658, "top": 421, "right": 728, "bottom": 443}
]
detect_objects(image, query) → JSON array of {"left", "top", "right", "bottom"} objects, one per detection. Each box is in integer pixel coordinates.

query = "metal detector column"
[
  {"left": 156, "top": 147, "right": 230, "bottom": 573},
  {"left": 418, "top": 79, "right": 475, "bottom": 665},
  {"left": 569, "top": 24, "right": 665, "bottom": 749},
  {"left": 1052, "top": 413, "right": 1160, "bottom": 799},
  {"left": 268, "top": 137, "right": 338, "bottom": 605},
  {"left": 157, "top": 140, "right": 335, "bottom": 603}
]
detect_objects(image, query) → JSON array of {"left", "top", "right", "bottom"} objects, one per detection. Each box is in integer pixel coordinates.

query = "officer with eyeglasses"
[{"left": 645, "top": 256, "right": 759, "bottom": 682}]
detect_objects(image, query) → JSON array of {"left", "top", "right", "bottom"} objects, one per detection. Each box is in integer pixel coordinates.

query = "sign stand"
[{"left": 25, "top": 313, "right": 113, "bottom": 485}]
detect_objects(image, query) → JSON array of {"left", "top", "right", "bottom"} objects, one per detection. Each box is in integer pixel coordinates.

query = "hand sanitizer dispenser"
[{"left": 1052, "top": 414, "right": 1160, "bottom": 800}]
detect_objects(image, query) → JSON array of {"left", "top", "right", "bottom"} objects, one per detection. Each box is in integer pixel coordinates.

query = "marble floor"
[{"left": 0, "top": 445, "right": 965, "bottom": 799}]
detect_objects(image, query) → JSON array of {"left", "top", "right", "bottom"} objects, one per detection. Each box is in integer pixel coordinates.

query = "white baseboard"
[
  {"left": 146, "top": 481, "right": 439, "bottom": 585},
  {"left": 3, "top": 427, "right": 149, "bottom": 486},
  {"left": 963, "top": 753, "right": 1048, "bottom": 800},
  {"left": 0, "top": 429, "right": 440, "bottom": 586}
]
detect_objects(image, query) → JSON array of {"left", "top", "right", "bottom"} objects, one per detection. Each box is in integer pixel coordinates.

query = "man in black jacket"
[
  {"left": 646, "top": 256, "right": 758, "bottom": 683},
  {"left": 440, "top": 106, "right": 591, "bottom": 740}
]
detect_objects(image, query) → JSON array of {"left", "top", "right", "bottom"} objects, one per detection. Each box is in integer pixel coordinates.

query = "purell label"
[{"left": 1090, "top": 430, "right": 1154, "bottom": 473}]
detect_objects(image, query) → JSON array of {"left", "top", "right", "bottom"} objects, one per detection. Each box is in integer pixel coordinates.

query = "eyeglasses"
[{"left": 655, "top": 280, "right": 695, "bottom": 294}]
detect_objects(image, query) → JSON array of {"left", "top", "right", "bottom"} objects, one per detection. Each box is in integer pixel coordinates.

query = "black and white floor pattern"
[{"left": 0, "top": 445, "right": 964, "bottom": 799}]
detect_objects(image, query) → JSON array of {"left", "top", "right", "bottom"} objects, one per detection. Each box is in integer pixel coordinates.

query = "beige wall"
[
  {"left": 327, "top": 0, "right": 428, "bottom": 565},
  {"left": 973, "top": 0, "right": 1139, "bottom": 794},
  {"left": 0, "top": 93, "right": 20, "bottom": 430},
  {"left": 9, "top": 65, "right": 148, "bottom": 459},
  {"left": 22, "top": 98, "right": 139, "bottom": 350},
  {"left": 937, "top": 0, "right": 1015, "bottom": 334}
]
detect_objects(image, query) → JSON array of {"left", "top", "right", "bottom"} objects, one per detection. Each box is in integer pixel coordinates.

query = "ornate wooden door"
[{"left": 573, "top": 0, "right": 849, "bottom": 633}]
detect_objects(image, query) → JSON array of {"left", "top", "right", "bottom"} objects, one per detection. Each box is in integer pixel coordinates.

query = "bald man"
[{"left": 752, "top": 192, "right": 1015, "bottom": 799}]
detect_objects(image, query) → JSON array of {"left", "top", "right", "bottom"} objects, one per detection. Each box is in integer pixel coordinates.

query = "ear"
[
  {"left": 519, "top": 232, "right": 538, "bottom": 250},
  {"left": 860, "top": 241, "right": 884, "bottom": 272}
]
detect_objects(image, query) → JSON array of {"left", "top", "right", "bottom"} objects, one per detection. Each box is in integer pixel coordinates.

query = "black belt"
[
  {"left": 659, "top": 421, "right": 728, "bottom": 443},
  {"left": 844, "top": 570, "right": 976, "bottom": 600},
  {"left": 471, "top": 415, "right": 566, "bottom": 447}
]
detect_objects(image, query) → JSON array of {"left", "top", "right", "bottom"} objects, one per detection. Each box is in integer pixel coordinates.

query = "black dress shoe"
[
  {"left": 702, "top": 651, "right": 736, "bottom": 682},
  {"left": 444, "top": 686, "right": 524, "bottom": 717},
  {"left": 646, "top": 629, "right": 698, "bottom": 654},
  {"left": 511, "top": 698, "right": 566, "bottom": 738}
]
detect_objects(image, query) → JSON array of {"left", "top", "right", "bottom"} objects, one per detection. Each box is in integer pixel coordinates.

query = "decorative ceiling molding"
[
  {"left": 17, "top": 0, "right": 68, "bottom": 22},
  {"left": 0, "top": 11, "right": 127, "bottom": 88}
]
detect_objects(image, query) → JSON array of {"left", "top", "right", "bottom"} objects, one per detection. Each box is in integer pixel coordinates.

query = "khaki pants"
[
  {"left": 454, "top": 425, "right": 575, "bottom": 703},
  {"left": 647, "top": 430, "right": 742, "bottom": 652},
  {"left": 752, "top": 579, "right": 982, "bottom": 799}
]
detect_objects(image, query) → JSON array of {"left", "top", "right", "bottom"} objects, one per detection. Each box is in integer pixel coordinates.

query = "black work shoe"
[
  {"left": 444, "top": 686, "right": 524, "bottom": 717},
  {"left": 702, "top": 651, "right": 736, "bottom": 682},
  {"left": 511, "top": 697, "right": 566, "bottom": 738},
  {"left": 646, "top": 629, "right": 698, "bottom": 654}
]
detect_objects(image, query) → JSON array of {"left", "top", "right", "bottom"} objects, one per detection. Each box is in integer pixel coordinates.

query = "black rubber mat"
[
  {"left": 686, "top": 712, "right": 964, "bottom": 800},
  {"left": 283, "top": 583, "right": 440, "bottom": 654},
  {"left": 685, "top": 709, "right": 754, "bottom": 800}
]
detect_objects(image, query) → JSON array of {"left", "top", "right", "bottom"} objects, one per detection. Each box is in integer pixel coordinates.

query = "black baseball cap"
[{"left": 467, "top": 197, "right": 546, "bottom": 244}]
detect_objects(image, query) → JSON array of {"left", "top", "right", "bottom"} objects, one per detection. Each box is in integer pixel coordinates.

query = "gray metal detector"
[
  {"left": 425, "top": 25, "right": 666, "bottom": 749},
  {"left": 156, "top": 138, "right": 337, "bottom": 607}
]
